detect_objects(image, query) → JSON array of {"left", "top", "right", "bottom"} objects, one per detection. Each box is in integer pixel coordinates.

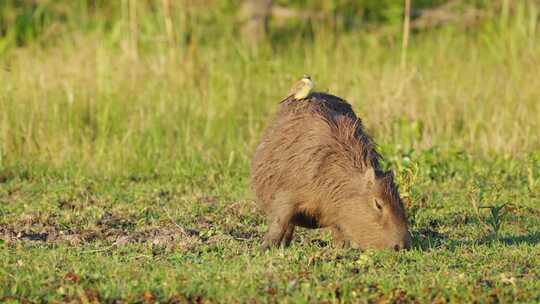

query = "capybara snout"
[{"left": 251, "top": 93, "right": 411, "bottom": 251}]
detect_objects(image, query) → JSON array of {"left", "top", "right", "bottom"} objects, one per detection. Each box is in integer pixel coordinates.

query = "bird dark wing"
[
  {"left": 288, "top": 80, "right": 304, "bottom": 96},
  {"left": 278, "top": 80, "right": 304, "bottom": 103}
]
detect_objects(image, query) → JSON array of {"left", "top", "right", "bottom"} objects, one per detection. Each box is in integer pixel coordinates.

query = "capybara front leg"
[{"left": 330, "top": 225, "right": 349, "bottom": 248}]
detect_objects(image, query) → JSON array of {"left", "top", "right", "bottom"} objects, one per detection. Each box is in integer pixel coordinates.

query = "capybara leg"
[
  {"left": 261, "top": 193, "right": 295, "bottom": 249},
  {"left": 281, "top": 225, "right": 295, "bottom": 247},
  {"left": 262, "top": 217, "right": 291, "bottom": 249},
  {"left": 330, "top": 225, "right": 349, "bottom": 248}
]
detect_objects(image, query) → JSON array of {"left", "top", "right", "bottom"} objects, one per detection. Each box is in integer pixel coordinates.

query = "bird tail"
[{"left": 279, "top": 95, "right": 293, "bottom": 104}]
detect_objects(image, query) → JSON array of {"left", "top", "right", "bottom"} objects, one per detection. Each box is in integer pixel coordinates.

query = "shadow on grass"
[
  {"left": 481, "top": 231, "right": 540, "bottom": 246},
  {"left": 412, "top": 228, "right": 540, "bottom": 251}
]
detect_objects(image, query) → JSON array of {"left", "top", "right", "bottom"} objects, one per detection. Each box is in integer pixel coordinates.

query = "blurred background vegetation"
[
  {"left": 0, "top": 0, "right": 493, "bottom": 51},
  {"left": 0, "top": 0, "right": 539, "bottom": 175}
]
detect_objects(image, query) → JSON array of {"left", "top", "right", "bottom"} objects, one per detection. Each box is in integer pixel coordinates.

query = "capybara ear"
[
  {"left": 383, "top": 170, "right": 395, "bottom": 183},
  {"left": 364, "top": 167, "right": 376, "bottom": 187}
]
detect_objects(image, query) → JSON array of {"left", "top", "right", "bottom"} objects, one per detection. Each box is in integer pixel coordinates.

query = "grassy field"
[{"left": 1, "top": 1, "right": 540, "bottom": 303}]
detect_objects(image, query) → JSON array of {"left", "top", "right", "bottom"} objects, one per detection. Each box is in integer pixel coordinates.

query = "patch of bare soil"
[
  {"left": 0, "top": 200, "right": 267, "bottom": 250},
  {"left": 0, "top": 210, "right": 206, "bottom": 250},
  {"left": 0, "top": 223, "right": 206, "bottom": 250},
  {"left": 0, "top": 208, "right": 263, "bottom": 251}
]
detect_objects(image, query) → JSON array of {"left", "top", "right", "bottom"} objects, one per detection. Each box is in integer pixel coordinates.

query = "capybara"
[{"left": 251, "top": 93, "right": 411, "bottom": 251}]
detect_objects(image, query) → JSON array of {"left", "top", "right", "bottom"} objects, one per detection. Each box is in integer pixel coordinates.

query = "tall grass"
[{"left": 0, "top": 1, "right": 539, "bottom": 176}]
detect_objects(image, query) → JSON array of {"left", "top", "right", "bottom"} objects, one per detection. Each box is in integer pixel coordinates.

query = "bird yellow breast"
[{"left": 293, "top": 79, "right": 314, "bottom": 99}]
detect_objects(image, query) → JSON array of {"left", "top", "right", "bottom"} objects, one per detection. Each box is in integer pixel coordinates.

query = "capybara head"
[{"left": 339, "top": 167, "right": 411, "bottom": 251}]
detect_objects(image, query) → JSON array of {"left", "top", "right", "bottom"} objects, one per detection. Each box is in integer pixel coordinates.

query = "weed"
[{"left": 479, "top": 204, "right": 508, "bottom": 238}]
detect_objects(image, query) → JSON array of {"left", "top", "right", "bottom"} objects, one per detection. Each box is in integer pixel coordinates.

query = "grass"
[
  {"left": 1, "top": 1, "right": 540, "bottom": 303},
  {"left": 0, "top": 152, "right": 539, "bottom": 302}
]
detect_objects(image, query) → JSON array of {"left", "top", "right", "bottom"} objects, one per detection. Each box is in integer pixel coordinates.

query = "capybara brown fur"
[{"left": 251, "top": 92, "right": 411, "bottom": 251}]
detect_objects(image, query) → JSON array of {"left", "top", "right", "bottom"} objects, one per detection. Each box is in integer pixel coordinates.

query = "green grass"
[
  {"left": 0, "top": 152, "right": 539, "bottom": 302},
  {"left": 1, "top": 1, "right": 540, "bottom": 303}
]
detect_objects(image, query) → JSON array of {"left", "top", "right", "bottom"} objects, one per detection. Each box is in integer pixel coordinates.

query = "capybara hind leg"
[
  {"left": 261, "top": 193, "right": 295, "bottom": 249},
  {"left": 262, "top": 218, "right": 291, "bottom": 249},
  {"left": 281, "top": 225, "right": 295, "bottom": 247},
  {"left": 263, "top": 203, "right": 293, "bottom": 248},
  {"left": 330, "top": 225, "right": 349, "bottom": 248}
]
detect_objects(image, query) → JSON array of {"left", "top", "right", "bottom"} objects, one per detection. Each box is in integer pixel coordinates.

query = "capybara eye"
[{"left": 374, "top": 199, "right": 383, "bottom": 212}]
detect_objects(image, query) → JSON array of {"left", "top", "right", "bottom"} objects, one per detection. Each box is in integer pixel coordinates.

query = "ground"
[{"left": 1, "top": 150, "right": 539, "bottom": 303}]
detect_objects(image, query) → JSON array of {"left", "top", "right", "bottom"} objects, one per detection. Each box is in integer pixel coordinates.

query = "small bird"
[{"left": 279, "top": 74, "right": 314, "bottom": 103}]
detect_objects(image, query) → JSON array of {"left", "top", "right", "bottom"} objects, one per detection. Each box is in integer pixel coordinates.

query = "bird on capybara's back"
[{"left": 250, "top": 92, "right": 411, "bottom": 251}]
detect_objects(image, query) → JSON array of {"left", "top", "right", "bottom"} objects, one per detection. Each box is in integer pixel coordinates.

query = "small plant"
[
  {"left": 479, "top": 204, "right": 508, "bottom": 238},
  {"left": 470, "top": 185, "right": 509, "bottom": 239}
]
